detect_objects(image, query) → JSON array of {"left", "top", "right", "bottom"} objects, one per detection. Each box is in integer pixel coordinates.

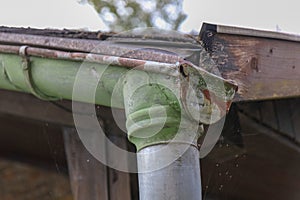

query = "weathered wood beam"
[
  {"left": 200, "top": 23, "right": 300, "bottom": 101},
  {"left": 237, "top": 98, "right": 300, "bottom": 144},
  {"left": 0, "top": 89, "right": 74, "bottom": 126}
]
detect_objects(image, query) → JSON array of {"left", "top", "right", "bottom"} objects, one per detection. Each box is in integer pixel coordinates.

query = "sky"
[
  {"left": 0, "top": 0, "right": 300, "bottom": 34},
  {"left": 182, "top": 0, "right": 300, "bottom": 34},
  {"left": 0, "top": 0, "right": 106, "bottom": 30}
]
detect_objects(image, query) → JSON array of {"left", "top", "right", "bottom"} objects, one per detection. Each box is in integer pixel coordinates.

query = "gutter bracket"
[{"left": 19, "top": 46, "right": 59, "bottom": 101}]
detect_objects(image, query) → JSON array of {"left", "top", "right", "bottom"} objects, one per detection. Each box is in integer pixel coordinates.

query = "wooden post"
[
  {"left": 107, "top": 135, "right": 132, "bottom": 200},
  {"left": 101, "top": 107, "right": 132, "bottom": 200},
  {"left": 63, "top": 127, "right": 109, "bottom": 200},
  {"left": 63, "top": 107, "right": 133, "bottom": 200}
]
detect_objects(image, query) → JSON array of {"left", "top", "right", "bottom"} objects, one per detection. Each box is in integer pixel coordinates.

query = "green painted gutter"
[
  {"left": 0, "top": 45, "right": 237, "bottom": 111},
  {"left": 0, "top": 29, "right": 238, "bottom": 200},
  {"left": 0, "top": 39, "right": 238, "bottom": 147},
  {"left": 0, "top": 30, "right": 198, "bottom": 109},
  {"left": 1, "top": 53, "right": 125, "bottom": 107}
]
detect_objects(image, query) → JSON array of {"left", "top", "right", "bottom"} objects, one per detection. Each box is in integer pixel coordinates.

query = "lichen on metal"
[
  {"left": 123, "top": 59, "right": 237, "bottom": 151},
  {"left": 123, "top": 70, "right": 184, "bottom": 150}
]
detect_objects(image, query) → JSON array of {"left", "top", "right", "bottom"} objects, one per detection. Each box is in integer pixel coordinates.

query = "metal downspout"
[
  {"left": 123, "top": 65, "right": 237, "bottom": 199},
  {"left": 138, "top": 144, "right": 201, "bottom": 199}
]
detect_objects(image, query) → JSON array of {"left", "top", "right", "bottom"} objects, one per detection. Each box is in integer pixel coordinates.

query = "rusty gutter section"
[
  {"left": 0, "top": 32, "right": 188, "bottom": 64},
  {"left": 0, "top": 26, "right": 238, "bottom": 107},
  {"left": 0, "top": 43, "right": 237, "bottom": 90},
  {"left": 0, "top": 44, "right": 181, "bottom": 76},
  {"left": 0, "top": 28, "right": 205, "bottom": 77},
  {"left": 0, "top": 26, "right": 237, "bottom": 106},
  {"left": 0, "top": 27, "right": 199, "bottom": 61}
]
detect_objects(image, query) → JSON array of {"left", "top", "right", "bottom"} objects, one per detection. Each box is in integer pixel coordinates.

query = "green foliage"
[{"left": 81, "top": 0, "right": 186, "bottom": 31}]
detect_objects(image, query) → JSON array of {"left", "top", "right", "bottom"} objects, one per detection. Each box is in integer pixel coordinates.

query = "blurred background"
[
  {"left": 0, "top": 0, "right": 300, "bottom": 33},
  {"left": 1, "top": 0, "right": 300, "bottom": 200}
]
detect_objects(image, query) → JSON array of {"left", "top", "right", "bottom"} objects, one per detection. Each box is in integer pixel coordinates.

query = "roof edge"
[{"left": 200, "top": 22, "right": 300, "bottom": 43}]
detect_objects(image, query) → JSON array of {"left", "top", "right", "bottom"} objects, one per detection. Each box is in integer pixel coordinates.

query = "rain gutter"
[{"left": 0, "top": 28, "right": 238, "bottom": 200}]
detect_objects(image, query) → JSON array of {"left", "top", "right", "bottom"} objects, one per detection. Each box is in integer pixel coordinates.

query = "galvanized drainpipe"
[
  {"left": 137, "top": 145, "right": 201, "bottom": 199},
  {"left": 0, "top": 40, "right": 237, "bottom": 199}
]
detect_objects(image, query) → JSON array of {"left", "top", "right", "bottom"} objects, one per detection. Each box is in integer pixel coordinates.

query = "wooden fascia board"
[{"left": 200, "top": 23, "right": 300, "bottom": 101}]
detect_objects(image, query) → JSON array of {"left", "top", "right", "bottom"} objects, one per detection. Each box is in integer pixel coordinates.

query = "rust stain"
[
  {"left": 118, "top": 57, "right": 146, "bottom": 68},
  {"left": 202, "top": 89, "right": 232, "bottom": 114}
]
